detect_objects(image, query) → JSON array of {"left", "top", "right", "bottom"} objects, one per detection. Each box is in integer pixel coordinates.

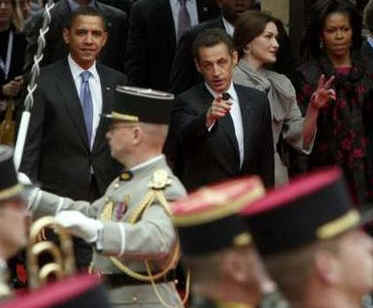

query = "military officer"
[
  {"left": 25, "top": 86, "right": 186, "bottom": 308},
  {"left": 240, "top": 167, "right": 373, "bottom": 308},
  {"left": 0, "top": 146, "right": 28, "bottom": 298},
  {"left": 171, "top": 176, "right": 289, "bottom": 308}
]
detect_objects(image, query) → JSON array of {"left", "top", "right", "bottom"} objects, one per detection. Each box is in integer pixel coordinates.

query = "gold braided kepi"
[
  {"left": 172, "top": 176, "right": 265, "bottom": 256},
  {"left": 102, "top": 86, "right": 174, "bottom": 124}
]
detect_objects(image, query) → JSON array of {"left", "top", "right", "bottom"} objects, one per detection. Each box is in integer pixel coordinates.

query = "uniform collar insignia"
[{"left": 120, "top": 171, "right": 133, "bottom": 181}]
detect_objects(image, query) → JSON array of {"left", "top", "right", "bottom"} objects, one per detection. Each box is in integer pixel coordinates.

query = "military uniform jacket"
[
  {"left": 32, "top": 155, "right": 186, "bottom": 307},
  {"left": 190, "top": 291, "right": 290, "bottom": 308}
]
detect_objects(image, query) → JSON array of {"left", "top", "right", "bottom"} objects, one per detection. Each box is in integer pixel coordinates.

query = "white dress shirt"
[
  {"left": 222, "top": 17, "right": 234, "bottom": 37},
  {"left": 205, "top": 82, "right": 244, "bottom": 168},
  {"left": 169, "top": 0, "right": 199, "bottom": 38},
  {"left": 368, "top": 36, "right": 373, "bottom": 49},
  {"left": 68, "top": 54, "right": 103, "bottom": 149}
]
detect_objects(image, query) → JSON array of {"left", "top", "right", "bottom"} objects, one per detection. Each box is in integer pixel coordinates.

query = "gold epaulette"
[
  {"left": 129, "top": 169, "right": 172, "bottom": 221},
  {"left": 148, "top": 169, "right": 172, "bottom": 190}
]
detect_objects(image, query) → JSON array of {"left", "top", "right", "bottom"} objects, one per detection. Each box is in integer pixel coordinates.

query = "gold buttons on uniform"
[{"left": 120, "top": 171, "right": 133, "bottom": 181}]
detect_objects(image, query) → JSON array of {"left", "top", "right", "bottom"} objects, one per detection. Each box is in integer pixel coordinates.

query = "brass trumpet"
[{"left": 27, "top": 216, "right": 76, "bottom": 289}]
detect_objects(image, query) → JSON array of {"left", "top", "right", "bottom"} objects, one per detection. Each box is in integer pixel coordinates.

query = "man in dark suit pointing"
[
  {"left": 20, "top": 7, "right": 127, "bottom": 268},
  {"left": 169, "top": 29, "right": 274, "bottom": 191}
]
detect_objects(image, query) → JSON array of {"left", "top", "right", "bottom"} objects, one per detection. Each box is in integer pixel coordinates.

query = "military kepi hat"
[
  {"left": 172, "top": 176, "right": 265, "bottom": 256},
  {"left": 102, "top": 86, "right": 174, "bottom": 124},
  {"left": 0, "top": 274, "right": 110, "bottom": 308},
  {"left": 240, "top": 167, "right": 373, "bottom": 256},
  {"left": 0, "top": 145, "right": 23, "bottom": 201}
]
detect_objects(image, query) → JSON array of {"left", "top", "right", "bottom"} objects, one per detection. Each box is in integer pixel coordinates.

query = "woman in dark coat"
[
  {"left": 296, "top": 0, "right": 373, "bottom": 204},
  {"left": 0, "top": 0, "right": 27, "bottom": 122}
]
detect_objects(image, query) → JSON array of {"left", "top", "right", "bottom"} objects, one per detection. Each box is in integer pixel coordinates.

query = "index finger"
[
  {"left": 219, "top": 101, "right": 232, "bottom": 110},
  {"left": 323, "top": 75, "right": 335, "bottom": 89},
  {"left": 317, "top": 74, "right": 326, "bottom": 90},
  {"left": 213, "top": 96, "right": 223, "bottom": 104}
]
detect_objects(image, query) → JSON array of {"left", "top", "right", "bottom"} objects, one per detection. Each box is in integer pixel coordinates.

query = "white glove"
[
  {"left": 17, "top": 172, "right": 32, "bottom": 185},
  {"left": 17, "top": 172, "right": 40, "bottom": 211},
  {"left": 55, "top": 211, "right": 103, "bottom": 243}
]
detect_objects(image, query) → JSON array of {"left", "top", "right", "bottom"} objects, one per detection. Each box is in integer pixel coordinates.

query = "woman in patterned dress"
[{"left": 296, "top": 0, "right": 373, "bottom": 204}]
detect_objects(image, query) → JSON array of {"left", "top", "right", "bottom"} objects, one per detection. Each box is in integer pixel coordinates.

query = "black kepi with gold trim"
[
  {"left": 102, "top": 86, "right": 174, "bottom": 124},
  {"left": 239, "top": 167, "right": 373, "bottom": 256},
  {"left": 172, "top": 176, "right": 265, "bottom": 256},
  {"left": 0, "top": 145, "right": 23, "bottom": 201}
]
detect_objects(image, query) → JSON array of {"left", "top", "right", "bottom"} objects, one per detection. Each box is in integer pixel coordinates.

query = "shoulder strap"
[{"left": 128, "top": 169, "right": 172, "bottom": 223}]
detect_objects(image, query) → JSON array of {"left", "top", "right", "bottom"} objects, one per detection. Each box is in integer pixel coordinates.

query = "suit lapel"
[
  {"left": 201, "top": 84, "right": 240, "bottom": 164},
  {"left": 157, "top": 0, "right": 176, "bottom": 49},
  {"left": 196, "top": 0, "right": 210, "bottom": 22},
  {"left": 217, "top": 18, "right": 225, "bottom": 30},
  {"left": 92, "top": 65, "right": 112, "bottom": 151},
  {"left": 57, "top": 59, "right": 90, "bottom": 149},
  {"left": 235, "top": 85, "right": 252, "bottom": 171}
]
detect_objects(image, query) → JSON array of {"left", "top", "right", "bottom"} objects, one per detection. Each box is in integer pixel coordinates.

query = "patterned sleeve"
[{"left": 294, "top": 69, "right": 316, "bottom": 116}]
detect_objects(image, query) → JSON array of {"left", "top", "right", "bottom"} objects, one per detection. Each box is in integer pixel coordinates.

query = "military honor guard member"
[
  {"left": 24, "top": 87, "right": 186, "bottom": 308},
  {"left": 240, "top": 167, "right": 373, "bottom": 308},
  {"left": 0, "top": 274, "right": 111, "bottom": 308},
  {"left": 0, "top": 145, "right": 28, "bottom": 299},
  {"left": 172, "top": 176, "right": 289, "bottom": 308}
]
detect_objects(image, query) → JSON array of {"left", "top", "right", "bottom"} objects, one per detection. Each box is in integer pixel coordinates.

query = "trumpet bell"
[{"left": 27, "top": 216, "right": 76, "bottom": 289}]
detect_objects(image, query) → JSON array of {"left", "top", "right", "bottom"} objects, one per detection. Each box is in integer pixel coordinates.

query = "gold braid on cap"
[
  {"left": 0, "top": 184, "right": 23, "bottom": 201},
  {"left": 110, "top": 112, "right": 139, "bottom": 122},
  {"left": 316, "top": 209, "right": 360, "bottom": 239}
]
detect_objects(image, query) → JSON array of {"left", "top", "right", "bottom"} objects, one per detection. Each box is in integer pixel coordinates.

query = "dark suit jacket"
[
  {"left": 0, "top": 29, "right": 27, "bottom": 121},
  {"left": 96, "top": 0, "right": 133, "bottom": 15},
  {"left": 20, "top": 59, "right": 127, "bottom": 201},
  {"left": 125, "top": 0, "right": 220, "bottom": 91},
  {"left": 0, "top": 30, "right": 27, "bottom": 93},
  {"left": 24, "top": 0, "right": 128, "bottom": 73},
  {"left": 169, "top": 17, "right": 297, "bottom": 95},
  {"left": 361, "top": 40, "right": 373, "bottom": 72},
  {"left": 170, "top": 83, "right": 274, "bottom": 191}
]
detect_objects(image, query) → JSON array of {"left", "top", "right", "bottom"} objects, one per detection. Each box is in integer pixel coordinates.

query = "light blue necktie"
[{"left": 80, "top": 71, "right": 93, "bottom": 146}]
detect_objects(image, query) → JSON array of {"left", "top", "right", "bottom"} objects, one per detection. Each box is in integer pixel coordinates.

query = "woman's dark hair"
[
  {"left": 300, "top": 0, "right": 362, "bottom": 62},
  {"left": 233, "top": 11, "right": 279, "bottom": 58}
]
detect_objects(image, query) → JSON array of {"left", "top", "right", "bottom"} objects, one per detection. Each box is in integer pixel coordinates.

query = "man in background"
[
  {"left": 20, "top": 7, "right": 127, "bottom": 268},
  {"left": 125, "top": 0, "right": 220, "bottom": 91},
  {"left": 24, "top": 0, "right": 128, "bottom": 73}
]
